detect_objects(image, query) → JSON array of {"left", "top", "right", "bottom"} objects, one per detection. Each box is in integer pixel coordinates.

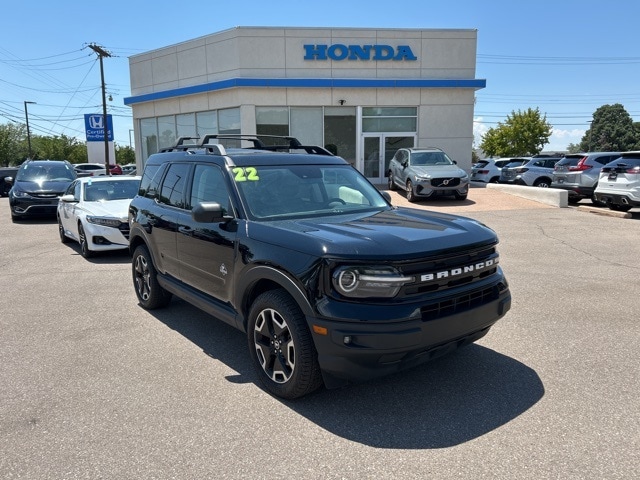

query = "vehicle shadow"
[
  {"left": 60, "top": 241, "right": 132, "bottom": 264},
  {"left": 149, "top": 299, "right": 544, "bottom": 449}
]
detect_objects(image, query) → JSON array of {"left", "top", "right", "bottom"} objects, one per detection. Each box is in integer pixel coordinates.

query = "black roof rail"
[
  {"left": 159, "top": 136, "right": 201, "bottom": 152},
  {"left": 158, "top": 134, "right": 334, "bottom": 156}
]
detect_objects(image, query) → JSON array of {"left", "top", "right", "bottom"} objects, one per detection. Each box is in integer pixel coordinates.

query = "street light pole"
[{"left": 24, "top": 101, "right": 36, "bottom": 159}]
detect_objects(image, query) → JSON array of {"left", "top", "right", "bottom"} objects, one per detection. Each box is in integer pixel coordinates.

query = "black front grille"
[
  {"left": 398, "top": 246, "right": 498, "bottom": 298},
  {"left": 430, "top": 177, "right": 461, "bottom": 187},
  {"left": 420, "top": 285, "right": 500, "bottom": 321},
  {"left": 31, "top": 192, "right": 62, "bottom": 199}
]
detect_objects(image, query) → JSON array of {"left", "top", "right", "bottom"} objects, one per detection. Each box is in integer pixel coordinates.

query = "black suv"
[
  {"left": 129, "top": 135, "right": 511, "bottom": 399},
  {"left": 8, "top": 160, "right": 77, "bottom": 221}
]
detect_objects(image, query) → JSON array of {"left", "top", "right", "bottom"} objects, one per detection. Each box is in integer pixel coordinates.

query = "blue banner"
[{"left": 84, "top": 114, "right": 114, "bottom": 142}]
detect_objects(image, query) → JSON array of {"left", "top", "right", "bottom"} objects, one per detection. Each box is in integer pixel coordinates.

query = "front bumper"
[
  {"left": 308, "top": 274, "right": 511, "bottom": 388},
  {"left": 412, "top": 181, "right": 469, "bottom": 198},
  {"left": 83, "top": 222, "right": 130, "bottom": 252},
  {"left": 10, "top": 196, "right": 61, "bottom": 217}
]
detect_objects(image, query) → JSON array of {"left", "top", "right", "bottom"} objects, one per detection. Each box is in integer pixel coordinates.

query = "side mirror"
[
  {"left": 4, "top": 176, "right": 14, "bottom": 185},
  {"left": 192, "top": 202, "right": 232, "bottom": 223},
  {"left": 381, "top": 191, "right": 392, "bottom": 203},
  {"left": 60, "top": 194, "right": 77, "bottom": 203}
]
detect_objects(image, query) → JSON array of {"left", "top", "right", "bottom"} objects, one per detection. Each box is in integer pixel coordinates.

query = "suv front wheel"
[
  {"left": 248, "top": 289, "right": 323, "bottom": 399},
  {"left": 132, "top": 244, "right": 172, "bottom": 309}
]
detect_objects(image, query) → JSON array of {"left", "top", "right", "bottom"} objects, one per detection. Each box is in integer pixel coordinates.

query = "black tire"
[
  {"left": 533, "top": 178, "right": 551, "bottom": 188},
  {"left": 58, "top": 216, "right": 70, "bottom": 243},
  {"left": 608, "top": 203, "right": 632, "bottom": 212},
  {"left": 406, "top": 180, "right": 417, "bottom": 202},
  {"left": 388, "top": 174, "right": 397, "bottom": 191},
  {"left": 247, "top": 289, "right": 323, "bottom": 399},
  {"left": 132, "top": 244, "right": 172, "bottom": 309},
  {"left": 78, "top": 223, "right": 94, "bottom": 258},
  {"left": 568, "top": 197, "right": 581, "bottom": 205},
  {"left": 591, "top": 187, "right": 606, "bottom": 208},
  {"left": 489, "top": 176, "right": 500, "bottom": 184}
]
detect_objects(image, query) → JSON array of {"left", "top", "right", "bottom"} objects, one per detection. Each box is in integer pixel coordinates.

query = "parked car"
[
  {"left": 128, "top": 134, "right": 511, "bottom": 399},
  {"left": 387, "top": 147, "right": 469, "bottom": 201},
  {"left": 74, "top": 163, "right": 123, "bottom": 177},
  {"left": 8, "top": 160, "right": 77, "bottom": 221},
  {"left": 551, "top": 152, "right": 621, "bottom": 205},
  {"left": 57, "top": 176, "right": 141, "bottom": 258},
  {"left": 0, "top": 167, "right": 19, "bottom": 197},
  {"left": 499, "top": 157, "right": 562, "bottom": 187},
  {"left": 121, "top": 163, "right": 137, "bottom": 175},
  {"left": 593, "top": 152, "right": 640, "bottom": 212},
  {"left": 471, "top": 158, "right": 528, "bottom": 184}
]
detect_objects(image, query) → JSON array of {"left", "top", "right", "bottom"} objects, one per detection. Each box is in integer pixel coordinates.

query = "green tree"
[
  {"left": 31, "top": 134, "right": 87, "bottom": 163},
  {"left": 566, "top": 143, "right": 582, "bottom": 154},
  {"left": 115, "top": 144, "right": 135, "bottom": 164},
  {"left": 581, "top": 104, "right": 639, "bottom": 152},
  {"left": 480, "top": 108, "right": 552, "bottom": 157},
  {"left": 0, "top": 123, "right": 27, "bottom": 166}
]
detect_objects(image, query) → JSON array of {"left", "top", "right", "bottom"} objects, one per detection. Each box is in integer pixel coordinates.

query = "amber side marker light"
[{"left": 312, "top": 325, "right": 328, "bottom": 335}]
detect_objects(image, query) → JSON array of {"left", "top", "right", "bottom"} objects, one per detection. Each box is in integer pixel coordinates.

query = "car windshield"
[
  {"left": 84, "top": 180, "right": 140, "bottom": 202},
  {"left": 234, "top": 164, "right": 389, "bottom": 220},
  {"left": 410, "top": 152, "right": 453, "bottom": 166},
  {"left": 17, "top": 164, "right": 76, "bottom": 182}
]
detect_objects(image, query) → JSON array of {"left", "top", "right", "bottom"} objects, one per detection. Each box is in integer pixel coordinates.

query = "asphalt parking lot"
[{"left": 1, "top": 189, "right": 639, "bottom": 479}]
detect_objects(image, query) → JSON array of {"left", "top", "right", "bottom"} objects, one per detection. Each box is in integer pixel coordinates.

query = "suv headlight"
[
  {"left": 86, "top": 216, "right": 121, "bottom": 227},
  {"left": 414, "top": 174, "right": 430, "bottom": 181},
  {"left": 332, "top": 266, "right": 413, "bottom": 298}
]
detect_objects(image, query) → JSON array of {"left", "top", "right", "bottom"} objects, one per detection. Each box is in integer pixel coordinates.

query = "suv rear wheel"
[
  {"left": 248, "top": 289, "right": 323, "bottom": 399},
  {"left": 132, "top": 244, "right": 172, "bottom": 309}
]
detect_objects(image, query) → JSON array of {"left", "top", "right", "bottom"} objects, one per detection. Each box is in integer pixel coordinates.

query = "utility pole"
[
  {"left": 88, "top": 44, "right": 112, "bottom": 175},
  {"left": 24, "top": 101, "right": 36, "bottom": 159}
]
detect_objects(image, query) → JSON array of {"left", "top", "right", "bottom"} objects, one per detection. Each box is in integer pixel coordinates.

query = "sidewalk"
[{"left": 377, "top": 183, "right": 554, "bottom": 214}]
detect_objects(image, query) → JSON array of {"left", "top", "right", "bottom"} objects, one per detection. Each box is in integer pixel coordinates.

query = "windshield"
[
  {"left": 410, "top": 151, "right": 453, "bottom": 166},
  {"left": 17, "top": 163, "right": 76, "bottom": 182},
  {"left": 234, "top": 164, "right": 389, "bottom": 220},
  {"left": 84, "top": 180, "right": 140, "bottom": 202}
]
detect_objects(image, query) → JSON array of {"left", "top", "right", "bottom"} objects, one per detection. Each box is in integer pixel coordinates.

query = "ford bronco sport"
[{"left": 128, "top": 135, "right": 511, "bottom": 399}]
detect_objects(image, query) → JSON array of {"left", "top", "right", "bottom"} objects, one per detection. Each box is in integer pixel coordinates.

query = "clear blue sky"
[{"left": 2, "top": 0, "right": 638, "bottom": 152}]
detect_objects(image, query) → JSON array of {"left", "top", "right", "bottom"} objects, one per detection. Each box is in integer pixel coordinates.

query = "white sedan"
[{"left": 57, "top": 176, "right": 140, "bottom": 258}]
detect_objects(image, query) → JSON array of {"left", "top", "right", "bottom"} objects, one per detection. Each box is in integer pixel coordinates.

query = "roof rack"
[{"left": 159, "top": 134, "right": 335, "bottom": 156}]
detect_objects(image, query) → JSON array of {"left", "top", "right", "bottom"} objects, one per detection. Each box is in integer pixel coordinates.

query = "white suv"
[{"left": 593, "top": 152, "right": 640, "bottom": 212}]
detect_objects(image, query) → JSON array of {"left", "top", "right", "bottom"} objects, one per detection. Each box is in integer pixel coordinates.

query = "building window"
[
  {"left": 362, "top": 107, "right": 417, "bottom": 133},
  {"left": 140, "top": 118, "right": 158, "bottom": 160},
  {"left": 324, "top": 107, "right": 356, "bottom": 165},
  {"left": 197, "top": 111, "right": 217, "bottom": 138},
  {"left": 291, "top": 107, "right": 323, "bottom": 147},
  {"left": 256, "top": 107, "right": 289, "bottom": 145},
  {"left": 157, "top": 116, "right": 176, "bottom": 150},
  {"left": 176, "top": 113, "right": 197, "bottom": 143}
]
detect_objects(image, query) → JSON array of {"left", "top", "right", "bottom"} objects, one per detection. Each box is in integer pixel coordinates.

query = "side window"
[
  {"left": 64, "top": 180, "right": 77, "bottom": 196},
  {"left": 189, "top": 164, "right": 232, "bottom": 215},
  {"left": 73, "top": 181, "right": 81, "bottom": 201},
  {"left": 159, "top": 163, "right": 190, "bottom": 209}
]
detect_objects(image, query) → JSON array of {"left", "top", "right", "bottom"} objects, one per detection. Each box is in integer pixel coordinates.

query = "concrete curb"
[
  {"left": 576, "top": 205, "right": 632, "bottom": 218},
  {"left": 486, "top": 183, "right": 568, "bottom": 208}
]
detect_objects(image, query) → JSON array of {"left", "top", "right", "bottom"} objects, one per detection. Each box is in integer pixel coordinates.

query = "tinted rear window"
[
  {"left": 608, "top": 156, "right": 640, "bottom": 168},
  {"left": 555, "top": 156, "right": 582, "bottom": 167}
]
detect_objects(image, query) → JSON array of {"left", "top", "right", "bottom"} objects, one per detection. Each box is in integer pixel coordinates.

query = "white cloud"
[
  {"left": 546, "top": 128, "right": 586, "bottom": 151},
  {"left": 473, "top": 116, "right": 489, "bottom": 147}
]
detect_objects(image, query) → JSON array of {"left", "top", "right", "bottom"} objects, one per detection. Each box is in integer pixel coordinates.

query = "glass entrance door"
[{"left": 361, "top": 135, "right": 415, "bottom": 183}]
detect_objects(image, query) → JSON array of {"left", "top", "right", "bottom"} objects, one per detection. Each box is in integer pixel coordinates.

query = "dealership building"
[{"left": 124, "top": 26, "right": 485, "bottom": 183}]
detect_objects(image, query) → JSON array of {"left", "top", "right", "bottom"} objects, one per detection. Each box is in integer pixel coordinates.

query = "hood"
[
  {"left": 248, "top": 208, "right": 497, "bottom": 259},
  {"left": 84, "top": 199, "right": 132, "bottom": 220},
  {"left": 16, "top": 179, "right": 73, "bottom": 194},
  {"left": 411, "top": 165, "right": 466, "bottom": 178}
]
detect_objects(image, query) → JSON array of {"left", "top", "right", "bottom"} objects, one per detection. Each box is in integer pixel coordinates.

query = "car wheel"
[
  {"left": 489, "top": 176, "right": 500, "bottom": 184},
  {"left": 58, "top": 215, "right": 70, "bottom": 243},
  {"left": 608, "top": 203, "right": 632, "bottom": 212},
  {"left": 388, "top": 174, "right": 397, "bottom": 190},
  {"left": 132, "top": 244, "right": 172, "bottom": 309},
  {"left": 78, "top": 224, "right": 94, "bottom": 258},
  {"left": 406, "top": 180, "right": 417, "bottom": 202},
  {"left": 533, "top": 178, "right": 551, "bottom": 188},
  {"left": 247, "top": 289, "right": 323, "bottom": 399},
  {"left": 568, "top": 197, "right": 581, "bottom": 205}
]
